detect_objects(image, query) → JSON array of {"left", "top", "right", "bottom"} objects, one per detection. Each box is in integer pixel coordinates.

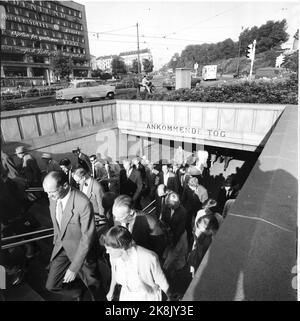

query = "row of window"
[
  {"left": 6, "top": 5, "right": 83, "bottom": 30},
  {"left": 10, "top": 1, "right": 82, "bottom": 18},
  {"left": 7, "top": 22, "right": 85, "bottom": 43},
  {"left": 2, "top": 37, "right": 86, "bottom": 55}
]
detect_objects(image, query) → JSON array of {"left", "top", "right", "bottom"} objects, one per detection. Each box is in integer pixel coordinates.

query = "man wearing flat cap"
[
  {"left": 41, "top": 153, "right": 61, "bottom": 176},
  {"left": 15, "top": 146, "right": 42, "bottom": 187}
]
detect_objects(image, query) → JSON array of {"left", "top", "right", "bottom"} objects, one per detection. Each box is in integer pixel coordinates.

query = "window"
[
  {"left": 45, "top": 44, "right": 50, "bottom": 50},
  {"left": 28, "top": 26, "right": 32, "bottom": 33},
  {"left": 43, "top": 29, "right": 48, "bottom": 36},
  {"left": 36, "top": 28, "right": 40, "bottom": 35},
  {"left": 77, "top": 82, "right": 88, "bottom": 88},
  {"left": 14, "top": 7, "right": 19, "bottom": 14},
  {"left": 12, "top": 38, "right": 17, "bottom": 46},
  {"left": 25, "top": 11, "right": 29, "bottom": 17},
  {"left": 18, "top": 24, "right": 23, "bottom": 31}
]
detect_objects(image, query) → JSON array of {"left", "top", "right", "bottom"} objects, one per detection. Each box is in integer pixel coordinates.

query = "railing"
[
  {"left": 0, "top": 100, "right": 117, "bottom": 148},
  {"left": 1, "top": 201, "right": 157, "bottom": 250}
]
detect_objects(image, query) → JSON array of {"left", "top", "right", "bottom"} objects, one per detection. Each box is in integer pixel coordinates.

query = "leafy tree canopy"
[
  {"left": 111, "top": 57, "right": 127, "bottom": 76},
  {"left": 51, "top": 52, "right": 72, "bottom": 79}
]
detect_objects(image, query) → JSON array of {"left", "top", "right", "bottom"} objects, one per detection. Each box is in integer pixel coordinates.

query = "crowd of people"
[{"left": 1, "top": 145, "right": 240, "bottom": 301}]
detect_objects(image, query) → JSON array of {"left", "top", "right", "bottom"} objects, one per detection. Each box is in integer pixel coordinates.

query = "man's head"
[
  {"left": 122, "top": 159, "right": 132, "bottom": 171},
  {"left": 43, "top": 171, "right": 70, "bottom": 201},
  {"left": 89, "top": 154, "right": 97, "bottom": 164},
  {"left": 73, "top": 167, "right": 89, "bottom": 185},
  {"left": 59, "top": 158, "right": 72, "bottom": 174},
  {"left": 188, "top": 176, "right": 199, "bottom": 191},
  {"left": 224, "top": 176, "right": 233, "bottom": 191},
  {"left": 41, "top": 153, "right": 52, "bottom": 165},
  {"left": 165, "top": 192, "right": 180, "bottom": 210},
  {"left": 112, "top": 195, "right": 135, "bottom": 224},
  {"left": 72, "top": 148, "right": 81, "bottom": 156},
  {"left": 132, "top": 157, "right": 140, "bottom": 167},
  {"left": 15, "top": 146, "right": 27, "bottom": 159}
]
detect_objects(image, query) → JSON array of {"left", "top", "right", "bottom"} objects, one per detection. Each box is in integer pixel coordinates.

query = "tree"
[
  {"left": 130, "top": 59, "right": 142, "bottom": 74},
  {"left": 282, "top": 51, "right": 298, "bottom": 73},
  {"left": 111, "top": 57, "right": 127, "bottom": 77},
  {"left": 91, "top": 68, "right": 103, "bottom": 78},
  {"left": 240, "top": 20, "right": 289, "bottom": 54},
  {"left": 51, "top": 52, "right": 73, "bottom": 80},
  {"left": 143, "top": 59, "right": 154, "bottom": 73}
]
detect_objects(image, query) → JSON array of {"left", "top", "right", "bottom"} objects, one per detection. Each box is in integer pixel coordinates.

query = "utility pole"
[
  {"left": 235, "top": 26, "right": 243, "bottom": 77},
  {"left": 136, "top": 22, "right": 141, "bottom": 74},
  {"left": 249, "top": 39, "right": 256, "bottom": 80}
]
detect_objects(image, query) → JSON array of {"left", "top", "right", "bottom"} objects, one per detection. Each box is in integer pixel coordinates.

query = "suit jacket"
[
  {"left": 216, "top": 187, "right": 239, "bottom": 213},
  {"left": 158, "top": 172, "right": 179, "bottom": 194},
  {"left": 67, "top": 169, "right": 78, "bottom": 189},
  {"left": 120, "top": 168, "right": 143, "bottom": 201},
  {"left": 22, "top": 154, "right": 41, "bottom": 186},
  {"left": 161, "top": 205, "right": 187, "bottom": 247},
  {"left": 49, "top": 188, "right": 97, "bottom": 274},
  {"left": 79, "top": 177, "right": 104, "bottom": 216}
]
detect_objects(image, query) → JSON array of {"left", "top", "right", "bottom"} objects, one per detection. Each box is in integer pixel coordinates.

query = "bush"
[{"left": 136, "top": 78, "right": 297, "bottom": 104}]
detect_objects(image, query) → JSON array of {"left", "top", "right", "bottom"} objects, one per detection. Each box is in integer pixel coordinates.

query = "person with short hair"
[
  {"left": 89, "top": 154, "right": 103, "bottom": 181},
  {"left": 72, "top": 147, "right": 92, "bottom": 174},
  {"left": 119, "top": 159, "right": 143, "bottom": 209},
  {"left": 43, "top": 171, "right": 101, "bottom": 300},
  {"left": 216, "top": 176, "right": 239, "bottom": 213},
  {"left": 103, "top": 225, "right": 171, "bottom": 301},
  {"left": 112, "top": 195, "right": 166, "bottom": 257},
  {"left": 161, "top": 192, "right": 188, "bottom": 278},
  {"left": 188, "top": 213, "right": 219, "bottom": 278},
  {"left": 59, "top": 158, "right": 78, "bottom": 189},
  {"left": 15, "top": 146, "right": 42, "bottom": 187},
  {"left": 159, "top": 164, "right": 179, "bottom": 194},
  {"left": 41, "top": 153, "right": 61, "bottom": 175},
  {"left": 182, "top": 176, "right": 208, "bottom": 248},
  {"left": 73, "top": 166, "right": 106, "bottom": 236}
]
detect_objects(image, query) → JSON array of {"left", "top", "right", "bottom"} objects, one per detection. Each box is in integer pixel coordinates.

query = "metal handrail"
[
  {"left": 1, "top": 202, "right": 158, "bottom": 250},
  {"left": 25, "top": 187, "right": 44, "bottom": 192},
  {"left": 142, "top": 200, "right": 156, "bottom": 213},
  {"left": 1, "top": 234, "right": 54, "bottom": 250},
  {"left": 2, "top": 228, "right": 54, "bottom": 242}
]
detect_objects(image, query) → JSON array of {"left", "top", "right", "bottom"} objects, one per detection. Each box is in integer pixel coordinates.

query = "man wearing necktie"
[
  {"left": 73, "top": 167, "right": 107, "bottom": 237},
  {"left": 216, "top": 176, "right": 240, "bottom": 214},
  {"left": 43, "top": 171, "right": 101, "bottom": 300}
]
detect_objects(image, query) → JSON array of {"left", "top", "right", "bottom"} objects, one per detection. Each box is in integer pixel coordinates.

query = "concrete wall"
[{"left": 1, "top": 100, "right": 118, "bottom": 169}]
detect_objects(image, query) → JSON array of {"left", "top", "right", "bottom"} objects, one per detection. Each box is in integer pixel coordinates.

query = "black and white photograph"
[{"left": 0, "top": 0, "right": 298, "bottom": 305}]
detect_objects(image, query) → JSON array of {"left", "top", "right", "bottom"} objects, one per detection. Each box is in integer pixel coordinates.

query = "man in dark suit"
[
  {"left": 112, "top": 195, "right": 167, "bottom": 257},
  {"left": 72, "top": 148, "right": 92, "bottom": 174},
  {"left": 59, "top": 158, "right": 78, "bottom": 189},
  {"left": 216, "top": 176, "right": 239, "bottom": 213},
  {"left": 43, "top": 171, "right": 101, "bottom": 300},
  {"left": 89, "top": 154, "right": 103, "bottom": 181},
  {"left": 158, "top": 164, "right": 179, "bottom": 194},
  {"left": 119, "top": 159, "right": 143, "bottom": 209},
  {"left": 73, "top": 167, "right": 107, "bottom": 236},
  {"left": 15, "top": 146, "right": 42, "bottom": 187}
]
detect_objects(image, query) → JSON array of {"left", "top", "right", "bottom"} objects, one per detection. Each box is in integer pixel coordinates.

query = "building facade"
[
  {"left": 96, "top": 55, "right": 118, "bottom": 72},
  {"left": 119, "top": 48, "right": 152, "bottom": 71},
  {"left": 0, "top": 0, "right": 91, "bottom": 87}
]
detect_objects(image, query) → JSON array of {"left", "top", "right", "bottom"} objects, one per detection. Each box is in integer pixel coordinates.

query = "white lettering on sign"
[{"left": 146, "top": 123, "right": 226, "bottom": 137}]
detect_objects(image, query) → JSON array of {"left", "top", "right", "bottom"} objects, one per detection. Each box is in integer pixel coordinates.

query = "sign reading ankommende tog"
[{"left": 146, "top": 123, "right": 226, "bottom": 138}]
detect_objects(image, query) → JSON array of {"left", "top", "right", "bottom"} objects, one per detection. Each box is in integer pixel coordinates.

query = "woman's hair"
[
  {"left": 113, "top": 194, "right": 134, "bottom": 211},
  {"left": 195, "top": 214, "right": 219, "bottom": 233},
  {"left": 101, "top": 225, "right": 133, "bottom": 250},
  {"left": 165, "top": 192, "right": 180, "bottom": 209}
]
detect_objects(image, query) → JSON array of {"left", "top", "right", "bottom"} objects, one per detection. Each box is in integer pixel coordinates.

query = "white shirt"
[
  {"left": 163, "top": 172, "right": 169, "bottom": 186},
  {"left": 82, "top": 177, "right": 91, "bottom": 195},
  {"left": 127, "top": 168, "right": 133, "bottom": 178},
  {"left": 56, "top": 188, "right": 71, "bottom": 229},
  {"left": 59, "top": 188, "right": 71, "bottom": 211}
]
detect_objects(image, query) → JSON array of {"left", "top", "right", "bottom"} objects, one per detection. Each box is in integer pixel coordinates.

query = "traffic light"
[
  {"left": 275, "top": 54, "right": 285, "bottom": 68},
  {"left": 246, "top": 44, "right": 254, "bottom": 59}
]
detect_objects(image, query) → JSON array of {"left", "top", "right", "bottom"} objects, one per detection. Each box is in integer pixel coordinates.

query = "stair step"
[{"left": 3, "top": 282, "right": 44, "bottom": 301}]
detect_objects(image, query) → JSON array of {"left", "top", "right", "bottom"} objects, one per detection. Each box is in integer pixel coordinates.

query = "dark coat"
[
  {"left": 158, "top": 172, "right": 180, "bottom": 194},
  {"left": 216, "top": 187, "right": 239, "bottom": 213},
  {"left": 119, "top": 168, "right": 143, "bottom": 201}
]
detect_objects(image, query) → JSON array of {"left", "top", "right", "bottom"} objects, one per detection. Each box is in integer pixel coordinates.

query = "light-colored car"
[{"left": 56, "top": 79, "right": 115, "bottom": 103}]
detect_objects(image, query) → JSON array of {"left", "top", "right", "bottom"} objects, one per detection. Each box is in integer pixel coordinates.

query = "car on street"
[{"left": 56, "top": 79, "right": 115, "bottom": 103}]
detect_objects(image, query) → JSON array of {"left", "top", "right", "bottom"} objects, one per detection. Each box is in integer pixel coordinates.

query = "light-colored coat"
[{"left": 49, "top": 188, "right": 96, "bottom": 274}]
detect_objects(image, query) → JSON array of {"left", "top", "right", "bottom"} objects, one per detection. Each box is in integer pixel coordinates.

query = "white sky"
[{"left": 77, "top": 0, "right": 299, "bottom": 70}]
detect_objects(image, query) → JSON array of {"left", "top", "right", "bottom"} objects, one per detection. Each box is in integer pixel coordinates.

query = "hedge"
[{"left": 132, "top": 77, "right": 298, "bottom": 104}]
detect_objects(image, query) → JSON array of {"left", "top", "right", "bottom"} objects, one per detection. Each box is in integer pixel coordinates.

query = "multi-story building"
[
  {"left": 96, "top": 54, "right": 118, "bottom": 72},
  {"left": 0, "top": 0, "right": 91, "bottom": 87},
  {"left": 96, "top": 49, "right": 153, "bottom": 73},
  {"left": 119, "top": 48, "right": 152, "bottom": 71}
]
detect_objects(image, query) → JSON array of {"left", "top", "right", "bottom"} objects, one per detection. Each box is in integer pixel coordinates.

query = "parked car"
[{"left": 56, "top": 79, "right": 115, "bottom": 103}]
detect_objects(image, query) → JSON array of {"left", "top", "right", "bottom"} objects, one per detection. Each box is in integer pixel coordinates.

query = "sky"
[{"left": 77, "top": 0, "right": 299, "bottom": 70}]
